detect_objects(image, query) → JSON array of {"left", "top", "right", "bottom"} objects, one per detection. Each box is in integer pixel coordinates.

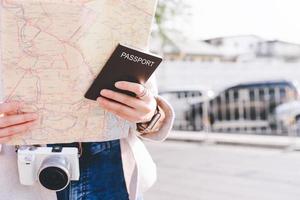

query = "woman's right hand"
[{"left": 0, "top": 102, "right": 39, "bottom": 143}]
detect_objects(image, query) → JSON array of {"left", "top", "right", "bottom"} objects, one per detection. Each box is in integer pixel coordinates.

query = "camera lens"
[
  {"left": 39, "top": 166, "right": 69, "bottom": 191},
  {"left": 38, "top": 156, "right": 70, "bottom": 191}
]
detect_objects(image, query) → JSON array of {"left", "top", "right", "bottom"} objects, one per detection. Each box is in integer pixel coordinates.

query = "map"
[{"left": 0, "top": 0, "right": 157, "bottom": 145}]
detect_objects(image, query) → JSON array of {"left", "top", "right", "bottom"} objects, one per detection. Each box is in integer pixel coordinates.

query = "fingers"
[
  {"left": 0, "top": 102, "right": 39, "bottom": 143},
  {"left": 99, "top": 82, "right": 157, "bottom": 123},
  {"left": 0, "top": 120, "right": 37, "bottom": 139},
  {"left": 97, "top": 97, "right": 146, "bottom": 122},
  {"left": 100, "top": 89, "right": 152, "bottom": 113},
  {"left": 0, "top": 101, "right": 24, "bottom": 114},
  {"left": 115, "top": 81, "right": 151, "bottom": 100},
  {"left": 0, "top": 113, "right": 39, "bottom": 128}
]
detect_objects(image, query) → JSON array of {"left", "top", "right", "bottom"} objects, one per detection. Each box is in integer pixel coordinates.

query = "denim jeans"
[{"left": 48, "top": 140, "right": 129, "bottom": 200}]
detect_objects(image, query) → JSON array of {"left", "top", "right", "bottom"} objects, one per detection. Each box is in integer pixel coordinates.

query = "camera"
[{"left": 17, "top": 146, "right": 80, "bottom": 191}]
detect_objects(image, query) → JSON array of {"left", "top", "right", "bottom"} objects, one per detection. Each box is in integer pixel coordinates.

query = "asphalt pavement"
[{"left": 144, "top": 140, "right": 300, "bottom": 200}]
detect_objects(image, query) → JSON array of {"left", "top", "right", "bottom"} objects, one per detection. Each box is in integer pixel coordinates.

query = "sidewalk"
[
  {"left": 145, "top": 141, "right": 300, "bottom": 200},
  {"left": 167, "top": 131, "right": 300, "bottom": 149}
]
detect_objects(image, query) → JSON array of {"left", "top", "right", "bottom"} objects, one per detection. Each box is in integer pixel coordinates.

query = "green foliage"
[
  {"left": 155, "top": 0, "right": 185, "bottom": 25},
  {"left": 154, "top": 0, "right": 188, "bottom": 50}
]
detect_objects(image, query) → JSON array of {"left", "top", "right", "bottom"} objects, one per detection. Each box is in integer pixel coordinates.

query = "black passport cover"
[{"left": 84, "top": 44, "right": 163, "bottom": 101}]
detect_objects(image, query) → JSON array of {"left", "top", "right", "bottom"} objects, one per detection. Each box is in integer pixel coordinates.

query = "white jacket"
[{"left": 0, "top": 78, "right": 175, "bottom": 200}]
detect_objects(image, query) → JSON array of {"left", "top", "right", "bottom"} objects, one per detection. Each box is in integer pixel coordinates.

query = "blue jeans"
[{"left": 49, "top": 140, "right": 129, "bottom": 200}]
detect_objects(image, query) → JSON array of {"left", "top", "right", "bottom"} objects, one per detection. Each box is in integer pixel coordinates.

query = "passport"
[{"left": 84, "top": 44, "right": 163, "bottom": 101}]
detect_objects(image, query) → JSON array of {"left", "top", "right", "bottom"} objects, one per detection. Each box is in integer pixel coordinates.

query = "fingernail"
[
  {"left": 115, "top": 82, "right": 122, "bottom": 87},
  {"left": 100, "top": 90, "right": 108, "bottom": 95},
  {"left": 32, "top": 120, "right": 39, "bottom": 125},
  {"left": 97, "top": 97, "right": 103, "bottom": 102},
  {"left": 31, "top": 113, "right": 39, "bottom": 119}
]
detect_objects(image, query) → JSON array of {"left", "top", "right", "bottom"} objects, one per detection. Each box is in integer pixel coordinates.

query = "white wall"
[{"left": 156, "top": 61, "right": 300, "bottom": 93}]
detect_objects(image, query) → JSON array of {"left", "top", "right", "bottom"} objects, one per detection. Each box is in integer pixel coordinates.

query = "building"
[
  {"left": 151, "top": 35, "right": 300, "bottom": 63},
  {"left": 256, "top": 40, "right": 300, "bottom": 62}
]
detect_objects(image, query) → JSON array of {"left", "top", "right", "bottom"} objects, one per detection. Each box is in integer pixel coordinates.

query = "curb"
[{"left": 167, "top": 131, "right": 300, "bottom": 149}]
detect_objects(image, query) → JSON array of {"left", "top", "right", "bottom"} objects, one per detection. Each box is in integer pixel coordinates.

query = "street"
[{"left": 144, "top": 141, "right": 300, "bottom": 200}]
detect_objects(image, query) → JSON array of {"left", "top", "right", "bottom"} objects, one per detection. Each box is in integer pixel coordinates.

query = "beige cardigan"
[{"left": 0, "top": 78, "right": 175, "bottom": 200}]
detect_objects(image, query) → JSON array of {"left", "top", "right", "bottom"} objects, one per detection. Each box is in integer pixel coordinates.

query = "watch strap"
[{"left": 137, "top": 105, "right": 162, "bottom": 134}]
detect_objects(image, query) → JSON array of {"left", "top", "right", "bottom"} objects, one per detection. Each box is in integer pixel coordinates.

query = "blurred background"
[{"left": 145, "top": 0, "right": 300, "bottom": 200}]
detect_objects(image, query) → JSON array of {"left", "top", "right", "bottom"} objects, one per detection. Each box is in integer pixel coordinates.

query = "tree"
[{"left": 154, "top": 0, "right": 188, "bottom": 51}]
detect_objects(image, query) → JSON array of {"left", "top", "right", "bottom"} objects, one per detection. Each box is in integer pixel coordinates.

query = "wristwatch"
[{"left": 136, "top": 104, "right": 162, "bottom": 135}]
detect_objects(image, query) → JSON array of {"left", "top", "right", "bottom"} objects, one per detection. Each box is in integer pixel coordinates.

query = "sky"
[{"left": 179, "top": 0, "right": 300, "bottom": 43}]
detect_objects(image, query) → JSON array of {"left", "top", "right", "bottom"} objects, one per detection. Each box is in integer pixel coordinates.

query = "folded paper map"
[{"left": 0, "top": 0, "right": 157, "bottom": 145}]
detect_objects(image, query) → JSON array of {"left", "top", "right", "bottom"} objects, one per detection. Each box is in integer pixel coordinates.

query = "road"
[{"left": 144, "top": 141, "right": 300, "bottom": 200}]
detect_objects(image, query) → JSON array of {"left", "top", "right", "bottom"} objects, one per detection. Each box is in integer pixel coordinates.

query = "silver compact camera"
[{"left": 17, "top": 146, "right": 80, "bottom": 191}]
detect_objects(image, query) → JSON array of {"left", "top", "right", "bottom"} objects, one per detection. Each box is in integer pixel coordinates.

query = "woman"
[{"left": 0, "top": 77, "right": 175, "bottom": 200}]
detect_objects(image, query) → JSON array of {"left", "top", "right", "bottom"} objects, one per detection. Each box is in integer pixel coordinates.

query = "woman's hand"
[
  {"left": 0, "top": 102, "right": 39, "bottom": 143},
  {"left": 97, "top": 81, "right": 157, "bottom": 123}
]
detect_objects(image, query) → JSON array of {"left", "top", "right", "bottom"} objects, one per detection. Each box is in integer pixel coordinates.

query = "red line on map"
[
  {"left": 61, "top": 54, "right": 69, "bottom": 70},
  {"left": 5, "top": 72, "right": 27, "bottom": 100},
  {"left": 123, "top": 0, "right": 152, "bottom": 16},
  {"left": 69, "top": 25, "right": 83, "bottom": 40}
]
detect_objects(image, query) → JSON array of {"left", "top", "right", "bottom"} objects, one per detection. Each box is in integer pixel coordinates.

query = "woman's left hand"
[{"left": 97, "top": 81, "right": 157, "bottom": 123}]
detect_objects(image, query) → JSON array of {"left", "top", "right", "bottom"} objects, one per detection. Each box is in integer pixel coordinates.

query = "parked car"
[
  {"left": 275, "top": 101, "right": 300, "bottom": 136},
  {"left": 191, "top": 80, "right": 299, "bottom": 135}
]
